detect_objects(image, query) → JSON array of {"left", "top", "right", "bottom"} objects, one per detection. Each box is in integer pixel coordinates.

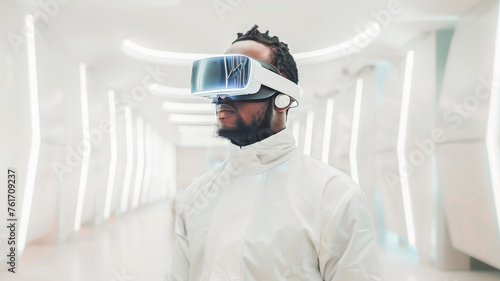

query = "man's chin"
[
  {"left": 216, "top": 127, "right": 242, "bottom": 140},
  {"left": 217, "top": 122, "right": 236, "bottom": 131},
  {"left": 217, "top": 117, "right": 236, "bottom": 127},
  {"left": 217, "top": 126, "right": 252, "bottom": 146},
  {"left": 216, "top": 126, "right": 273, "bottom": 146}
]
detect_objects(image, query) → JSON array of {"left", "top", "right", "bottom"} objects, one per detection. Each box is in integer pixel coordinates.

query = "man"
[{"left": 169, "top": 25, "right": 381, "bottom": 281}]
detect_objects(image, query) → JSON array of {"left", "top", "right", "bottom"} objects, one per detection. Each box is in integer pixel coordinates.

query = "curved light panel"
[
  {"left": 177, "top": 125, "right": 215, "bottom": 134},
  {"left": 121, "top": 39, "right": 217, "bottom": 66},
  {"left": 121, "top": 22, "right": 381, "bottom": 66},
  {"left": 294, "top": 22, "right": 381, "bottom": 64},
  {"left": 148, "top": 83, "right": 189, "bottom": 94},
  {"left": 148, "top": 83, "right": 207, "bottom": 102},
  {"left": 168, "top": 113, "right": 216, "bottom": 125},
  {"left": 162, "top": 101, "right": 215, "bottom": 114}
]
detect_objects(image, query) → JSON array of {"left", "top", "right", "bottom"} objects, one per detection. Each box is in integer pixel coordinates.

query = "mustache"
[
  {"left": 215, "top": 96, "right": 236, "bottom": 106},
  {"left": 215, "top": 97, "right": 238, "bottom": 113}
]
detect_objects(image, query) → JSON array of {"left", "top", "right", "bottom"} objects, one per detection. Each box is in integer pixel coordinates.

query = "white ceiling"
[{"left": 6, "top": 0, "right": 485, "bottom": 144}]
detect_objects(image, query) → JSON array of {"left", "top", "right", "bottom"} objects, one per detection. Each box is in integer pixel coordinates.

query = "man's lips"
[
  {"left": 218, "top": 111, "right": 234, "bottom": 118},
  {"left": 216, "top": 104, "right": 236, "bottom": 118}
]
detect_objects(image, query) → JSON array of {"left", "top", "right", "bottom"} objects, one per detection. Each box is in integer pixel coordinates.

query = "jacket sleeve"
[
  {"left": 317, "top": 179, "right": 382, "bottom": 281},
  {"left": 168, "top": 202, "right": 191, "bottom": 281}
]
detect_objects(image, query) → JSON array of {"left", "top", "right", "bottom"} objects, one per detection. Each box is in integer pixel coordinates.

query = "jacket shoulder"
[{"left": 298, "top": 152, "right": 357, "bottom": 184}]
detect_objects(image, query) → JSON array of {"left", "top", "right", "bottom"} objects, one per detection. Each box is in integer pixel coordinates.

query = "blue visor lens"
[{"left": 191, "top": 56, "right": 251, "bottom": 93}]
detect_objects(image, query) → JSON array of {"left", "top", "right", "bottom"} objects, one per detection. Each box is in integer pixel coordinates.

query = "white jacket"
[{"left": 169, "top": 128, "right": 381, "bottom": 281}]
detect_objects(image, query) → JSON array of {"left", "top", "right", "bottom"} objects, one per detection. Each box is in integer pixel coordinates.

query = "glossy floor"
[{"left": 1, "top": 200, "right": 499, "bottom": 281}]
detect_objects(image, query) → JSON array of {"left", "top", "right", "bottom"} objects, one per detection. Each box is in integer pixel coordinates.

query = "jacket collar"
[{"left": 227, "top": 127, "right": 298, "bottom": 176}]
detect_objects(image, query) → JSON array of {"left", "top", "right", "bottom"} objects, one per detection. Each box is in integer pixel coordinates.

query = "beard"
[{"left": 216, "top": 99, "right": 274, "bottom": 147}]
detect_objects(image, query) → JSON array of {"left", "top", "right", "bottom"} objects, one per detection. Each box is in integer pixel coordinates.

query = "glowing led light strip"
[
  {"left": 349, "top": 79, "right": 364, "bottom": 185},
  {"left": 162, "top": 101, "right": 215, "bottom": 115},
  {"left": 147, "top": 83, "right": 197, "bottom": 99},
  {"left": 147, "top": 134, "right": 156, "bottom": 204},
  {"left": 120, "top": 106, "right": 134, "bottom": 213},
  {"left": 151, "top": 133, "right": 160, "bottom": 203},
  {"left": 132, "top": 117, "right": 145, "bottom": 209},
  {"left": 321, "top": 99, "right": 335, "bottom": 164},
  {"left": 145, "top": 128, "right": 156, "bottom": 204},
  {"left": 157, "top": 145, "right": 167, "bottom": 200},
  {"left": 165, "top": 143, "right": 177, "bottom": 198},
  {"left": 166, "top": 142, "right": 176, "bottom": 199},
  {"left": 19, "top": 14, "right": 41, "bottom": 254},
  {"left": 178, "top": 136, "right": 228, "bottom": 147},
  {"left": 148, "top": 83, "right": 190, "bottom": 95},
  {"left": 121, "top": 39, "right": 217, "bottom": 65},
  {"left": 104, "top": 90, "right": 118, "bottom": 219},
  {"left": 149, "top": 135, "right": 161, "bottom": 204},
  {"left": 177, "top": 125, "right": 214, "bottom": 134},
  {"left": 294, "top": 22, "right": 381, "bottom": 63},
  {"left": 141, "top": 124, "right": 153, "bottom": 206},
  {"left": 162, "top": 101, "right": 214, "bottom": 111},
  {"left": 168, "top": 113, "right": 215, "bottom": 124},
  {"left": 148, "top": 83, "right": 211, "bottom": 103},
  {"left": 397, "top": 51, "right": 416, "bottom": 245},
  {"left": 121, "top": 23, "right": 381, "bottom": 66},
  {"left": 304, "top": 111, "right": 315, "bottom": 156},
  {"left": 487, "top": 8, "right": 500, "bottom": 232},
  {"left": 74, "top": 63, "right": 91, "bottom": 231}
]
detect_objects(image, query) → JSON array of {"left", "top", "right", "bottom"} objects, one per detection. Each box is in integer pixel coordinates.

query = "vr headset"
[{"left": 191, "top": 55, "right": 301, "bottom": 108}]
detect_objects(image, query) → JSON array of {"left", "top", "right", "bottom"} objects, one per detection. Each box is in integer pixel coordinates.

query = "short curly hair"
[{"left": 233, "top": 25, "right": 298, "bottom": 84}]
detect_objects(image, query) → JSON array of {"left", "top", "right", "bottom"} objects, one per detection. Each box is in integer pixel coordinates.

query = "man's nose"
[{"left": 214, "top": 95, "right": 232, "bottom": 104}]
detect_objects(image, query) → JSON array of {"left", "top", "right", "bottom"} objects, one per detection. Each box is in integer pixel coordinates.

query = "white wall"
[{"left": 437, "top": 0, "right": 500, "bottom": 268}]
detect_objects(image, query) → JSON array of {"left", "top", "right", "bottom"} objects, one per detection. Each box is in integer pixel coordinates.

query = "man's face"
[
  {"left": 216, "top": 96, "right": 274, "bottom": 146},
  {"left": 215, "top": 40, "right": 276, "bottom": 146}
]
